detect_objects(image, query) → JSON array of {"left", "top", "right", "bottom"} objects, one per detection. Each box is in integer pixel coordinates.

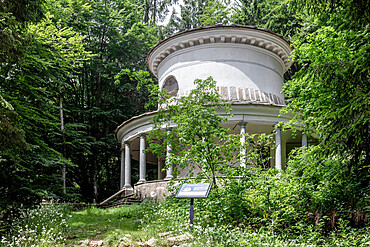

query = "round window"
[{"left": 162, "top": 76, "right": 178, "bottom": 97}]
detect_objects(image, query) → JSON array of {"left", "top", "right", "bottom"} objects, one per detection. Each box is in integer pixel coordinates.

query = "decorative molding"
[
  {"left": 176, "top": 86, "right": 285, "bottom": 106},
  {"left": 116, "top": 104, "right": 294, "bottom": 144},
  {"left": 239, "top": 122, "right": 248, "bottom": 127},
  {"left": 147, "top": 25, "right": 292, "bottom": 77}
]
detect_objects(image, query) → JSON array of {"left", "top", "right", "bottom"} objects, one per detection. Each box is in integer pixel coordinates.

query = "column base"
[
  {"left": 137, "top": 179, "right": 146, "bottom": 184},
  {"left": 124, "top": 185, "right": 134, "bottom": 196},
  {"left": 164, "top": 175, "right": 173, "bottom": 180}
]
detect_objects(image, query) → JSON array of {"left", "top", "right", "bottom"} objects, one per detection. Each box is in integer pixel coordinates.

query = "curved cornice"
[
  {"left": 115, "top": 111, "right": 158, "bottom": 142},
  {"left": 115, "top": 104, "right": 294, "bottom": 142},
  {"left": 147, "top": 25, "right": 293, "bottom": 77}
]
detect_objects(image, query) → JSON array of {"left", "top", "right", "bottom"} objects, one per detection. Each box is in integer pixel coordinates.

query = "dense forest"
[{"left": 0, "top": 0, "right": 368, "bottom": 224}]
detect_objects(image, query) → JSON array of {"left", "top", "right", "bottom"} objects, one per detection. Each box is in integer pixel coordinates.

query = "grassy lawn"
[
  {"left": 2, "top": 202, "right": 368, "bottom": 246},
  {"left": 64, "top": 205, "right": 150, "bottom": 246}
]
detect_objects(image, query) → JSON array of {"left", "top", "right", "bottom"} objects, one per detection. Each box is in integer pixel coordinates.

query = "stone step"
[{"left": 98, "top": 193, "right": 142, "bottom": 209}]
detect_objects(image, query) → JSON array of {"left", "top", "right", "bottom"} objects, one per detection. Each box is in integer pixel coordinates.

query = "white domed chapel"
[{"left": 115, "top": 25, "right": 308, "bottom": 200}]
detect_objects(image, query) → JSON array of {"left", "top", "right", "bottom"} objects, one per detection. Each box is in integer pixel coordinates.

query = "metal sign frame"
[
  {"left": 175, "top": 183, "right": 213, "bottom": 199},
  {"left": 175, "top": 183, "right": 213, "bottom": 233}
]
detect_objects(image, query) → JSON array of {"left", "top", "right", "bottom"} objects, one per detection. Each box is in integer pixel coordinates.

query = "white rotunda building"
[{"left": 115, "top": 25, "right": 307, "bottom": 200}]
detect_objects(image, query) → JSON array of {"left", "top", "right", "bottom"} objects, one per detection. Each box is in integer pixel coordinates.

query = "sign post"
[
  {"left": 189, "top": 198, "right": 194, "bottom": 232},
  {"left": 176, "top": 183, "right": 212, "bottom": 233}
]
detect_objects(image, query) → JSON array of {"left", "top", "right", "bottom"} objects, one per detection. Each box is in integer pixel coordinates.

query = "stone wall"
[{"left": 134, "top": 180, "right": 180, "bottom": 201}]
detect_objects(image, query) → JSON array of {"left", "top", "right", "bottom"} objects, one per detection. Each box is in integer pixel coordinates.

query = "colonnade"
[{"left": 120, "top": 124, "right": 308, "bottom": 190}]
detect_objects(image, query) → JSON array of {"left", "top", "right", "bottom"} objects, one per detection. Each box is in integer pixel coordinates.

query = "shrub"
[
  {"left": 143, "top": 196, "right": 369, "bottom": 246},
  {"left": 0, "top": 203, "right": 71, "bottom": 246},
  {"left": 286, "top": 145, "right": 370, "bottom": 230}
]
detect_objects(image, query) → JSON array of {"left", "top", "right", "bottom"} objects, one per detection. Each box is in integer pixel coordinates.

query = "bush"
[
  {"left": 141, "top": 151, "right": 369, "bottom": 246},
  {"left": 143, "top": 194, "right": 369, "bottom": 246},
  {"left": 286, "top": 146, "right": 369, "bottom": 230},
  {"left": 185, "top": 168, "right": 308, "bottom": 234},
  {"left": 0, "top": 203, "right": 71, "bottom": 246}
]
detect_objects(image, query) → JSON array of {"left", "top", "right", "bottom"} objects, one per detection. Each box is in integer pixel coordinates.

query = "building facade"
[{"left": 115, "top": 25, "right": 308, "bottom": 200}]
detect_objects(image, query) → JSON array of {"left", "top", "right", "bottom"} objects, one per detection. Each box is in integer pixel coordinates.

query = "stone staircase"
[{"left": 98, "top": 188, "right": 142, "bottom": 208}]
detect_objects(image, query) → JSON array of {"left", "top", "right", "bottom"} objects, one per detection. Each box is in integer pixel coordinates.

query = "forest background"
[{"left": 0, "top": 0, "right": 368, "bottom": 225}]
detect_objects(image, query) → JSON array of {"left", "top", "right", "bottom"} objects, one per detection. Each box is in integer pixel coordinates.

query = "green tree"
[
  {"left": 281, "top": 0, "right": 369, "bottom": 220},
  {"left": 142, "top": 0, "right": 177, "bottom": 24},
  {"left": 164, "top": 0, "right": 232, "bottom": 34},
  {"left": 199, "top": 0, "right": 230, "bottom": 26},
  {"left": 0, "top": 0, "right": 46, "bottom": 156},
  {"left": 50, "top": 0, "right": 160, "bottom": 201},
  {"left": 233, "top": 0, "right": 269, "bottom": 26},
  {"left": 165, "top": 0, "right": 205, "bottom": 31},
  {"left": 232, "top": 0, "right": 303, "bottom": 38},
  {"left": 147, "top": 77, "right": 274, "bottom": 188},
  {"left": 0, "top": 0, "right": 90, "bottom": 212}
]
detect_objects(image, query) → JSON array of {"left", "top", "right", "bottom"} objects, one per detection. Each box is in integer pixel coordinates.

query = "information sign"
[
  {"left": 176, "top": 183, "right": 212, "bottom": 198},
  {"left": 176, "top": 183, "right": 213, "bottom": 233}
]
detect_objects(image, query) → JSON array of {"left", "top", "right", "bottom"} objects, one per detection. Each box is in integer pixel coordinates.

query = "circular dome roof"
[{"left": 147, "top": 25, "right": 292, "bottom": 77}]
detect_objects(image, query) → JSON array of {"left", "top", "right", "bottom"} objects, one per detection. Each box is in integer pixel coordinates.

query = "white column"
[
  {"left": 120, "top": 148, "right": 125, "bottom": 188},
  {"left": 201, "top": 137, "right": 207, "bottom": 164},
  {"left": 240, "top": 122, "right": 247, "bottom": 168},
  {"left": 124, "top": 141, "right": 133, "bottom": 190},
  {"left": 164, "top": 128, "right": 173, "bottom": 180},
  {"left": 157, "top": 158, "right": 161, "bottom": 180},
  {"left": 302, "top": 133, "right": 308, "bottom": 151},
  {"left": 275, "top": 127, "right": 282, "bottom": 170},
  {"left": 139, "top": 134, "right": 146, "bottom": 183}
]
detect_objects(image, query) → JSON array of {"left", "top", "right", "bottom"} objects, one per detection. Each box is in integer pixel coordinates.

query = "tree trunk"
[
  {"left": 59, "top": 82, "right": 66, "bottom": 194},
  {"left": 153, "top": 0, "right": 157, "bottom": 24}
]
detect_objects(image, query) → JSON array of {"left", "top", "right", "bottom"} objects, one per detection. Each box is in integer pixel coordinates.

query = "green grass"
[
  {"left": 2, "top": 202, "right": 368, "bottom": 247},
  {"left": 64, "top": 205, "right": 149, "bottom": 246},
  {"left": 64, "top": 201, "right": 370, "bottom": 247}
]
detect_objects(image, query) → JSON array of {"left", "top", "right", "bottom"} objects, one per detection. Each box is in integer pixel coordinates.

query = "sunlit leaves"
[
  {"left": 280, "top": 0, "right": 369, "bottom": 217},
  {"left": 147, "top": 77, "right": 274, "bottom": 187},
  {"left": 283, "top": 26, "right": 369, "bottom": 158}
]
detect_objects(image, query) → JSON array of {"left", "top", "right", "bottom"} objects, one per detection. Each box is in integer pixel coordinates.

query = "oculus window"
[{"left": 162, "top": 76, "right": 178, "bottom": 97}]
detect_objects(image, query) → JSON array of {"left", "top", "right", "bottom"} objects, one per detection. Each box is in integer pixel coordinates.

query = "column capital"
[
  {"left": 239, "top": 122, "right": 248, "bottom": 127},
  {"left": 124, "top": 140, "right": 131, "bottom": 144},
  {"left": 139, "top": 132, "right": 147, "bottom": 137},
  {"left": 165, "top": 126, "right": 173, "bottom": 131}
]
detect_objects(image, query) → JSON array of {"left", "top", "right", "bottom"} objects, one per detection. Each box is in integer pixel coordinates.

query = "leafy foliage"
[
  {"left": 0, "top": 0, "right": 90, "bottom": 213},
  {"left": 143, "top": 192, "right": 369, "bottom": 246},
  {"left": 0, "top": 0, "right": 161, "bottom": 213},
  {"left": 232, "top": 0, "right": 303, "bottom": 38},
  {"left": 58, "top": 0, "right": 160, "bottom": 201},
  {"left": 281, "top": 0, "right": 369, "bottom": 219},
  {"left": 287, "top": 146, "right": 369, "bottom": 226},
  {"left": 283, "top": 26, "right": 369, "bottom": 165},
  {"left": 164, "top": 0, "right": 232, "bottom": 33},
  {"left": 0, "top": 0, "right": 368, "bottom": 242},
  {"left": 147, "top": 77, "right": 274, "bottom": 188},
  {"left": 148, "top": 77, "right": 234, "bottom": 187}
]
